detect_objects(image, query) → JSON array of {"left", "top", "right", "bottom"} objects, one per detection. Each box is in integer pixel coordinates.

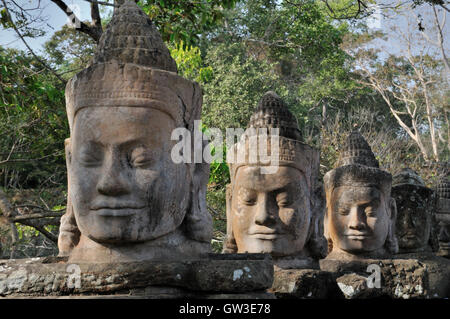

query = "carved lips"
[
  {"left": 248, "top": 227, "right": 285, "bottom": 240},
  {"left": 345, "top": 232, "right": 371, "bottom": 241},
  {"left": 90, "top": 202, "right": 147, "bottom": 217}
]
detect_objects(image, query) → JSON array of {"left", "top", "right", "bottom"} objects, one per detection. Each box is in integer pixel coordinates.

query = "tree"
[
  {"left": 1, "top": 0, "right": 240, "bottom": 45},
  {"left": 347, "top": 4, "right": 449, "bottom": 163}
]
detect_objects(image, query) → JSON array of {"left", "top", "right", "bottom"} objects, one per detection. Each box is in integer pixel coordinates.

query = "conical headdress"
[
  {"left": 392, "top": 168, "right": 425, "bottom": 188},
  {"left": 324, "top": 130, "right": 391, "bottom": 195},
  {"left": 248, "top": 91, "right": 303, "bottom": 141},
  {"left": 65, "top": 0, "right": 201, "bottom": 132},
  {"left": 93, "top": 0, "right": 177, "bottom": 71},
  {"left": 435, "top": 172, "right": 450, "bottom": 215},
  {"left": 337, "top": 130, "right": 379, "bottom": 168},
  {"left": 227, "top": 91, "right": 317, "bottom": 183},
  {"left": 436, "top": 173, "right": 450, "bottom": 199}
]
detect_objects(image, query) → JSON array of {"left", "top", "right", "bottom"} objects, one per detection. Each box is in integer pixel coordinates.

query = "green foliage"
[
  {"left": 44, "top": 25, "right": 96, "bottom": 80},
  {"left": 0, "top": 46, "right": 68, "bottom": 188},
  {"left": 202, "top": 42, "right": 294, "bottom": 131},
  {"left": 139, "top": 0, "right": 240, "bottom": 45},
  {"left": 169, "top": 42, "right": 213, "bottom": 83}
]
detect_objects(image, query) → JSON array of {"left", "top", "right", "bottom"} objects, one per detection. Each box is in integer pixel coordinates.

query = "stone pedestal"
[
  {"left": 319, "top": 254, "right": 450, "bottom": 299},
  {"left": 269, "top": 268, "right": 341, "bottom": 299},
  {"left": 0, "top": 254, "right": 274, "bottom": 299}
]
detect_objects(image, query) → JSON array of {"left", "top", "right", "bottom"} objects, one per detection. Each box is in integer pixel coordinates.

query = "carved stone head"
[
  {"left": 58, "top": 0, "right": 212, "bottom": 262},
  {"left": 323, "top": 131, "right": 398, "bottom": 259},
  {"left": 392, "top": 168, "right": 435, "bottom": 253},
  {"left": 224, "top": 92, "right": 326, "bottom": 263},
  {"left": 435, "top": 172, "right": 450, "bottom": 258}
]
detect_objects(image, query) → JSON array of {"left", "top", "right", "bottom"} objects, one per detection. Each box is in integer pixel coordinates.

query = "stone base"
[
  {"left": 269, "top": 268, "right": 342, "bottom": 299},
  {"left": 0, "top": 253, "right": 274, "bottom": 298},
  {"left": 319, "top": 254, "right": 450, "bottom": 299}
]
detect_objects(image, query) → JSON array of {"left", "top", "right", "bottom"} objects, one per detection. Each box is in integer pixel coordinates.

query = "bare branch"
[
  {"left": 49, "top": 0, "right": 102, "bottom": 42},
  {"left": 12, "top": 212, "right": 63, "bottom": 221},
  {"left": 1, "top": 0, "right": 66, "bottom": 85}
]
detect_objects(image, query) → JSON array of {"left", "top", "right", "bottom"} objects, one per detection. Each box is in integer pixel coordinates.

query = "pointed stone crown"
[
  {"left": 65, "top": 0, "right": 200, "bottom": 131},
  {"left": 392, "top": 168, "right": 425, "bottom": 188},
  {"left": 324, "top": 130, "right": 391, "bottom": 195},
  {"left": 248, "top": 91, "right": 302, "bottom": 141},
  {"left": 392, "top": 168, "right": 432, "bottom": 199},
  {"left": 93, "top": 0, "right": 177, "bottom": 72},
  {"left": 436, "top": 173, "right": 450, "bottom": 199},
  {"left": 227, "top": 91, "right": 318, "bottom": 184},
  {"left": 337, "top": 130, "right": 379, "bottom": 168}
]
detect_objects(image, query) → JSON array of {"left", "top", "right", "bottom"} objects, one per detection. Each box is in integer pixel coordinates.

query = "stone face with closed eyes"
[
  {"left": 58, "top": 0, "right": 212, "bottom": 262},
  {"left": 323, "top": 131, "right": 398, "bottom": 260}
]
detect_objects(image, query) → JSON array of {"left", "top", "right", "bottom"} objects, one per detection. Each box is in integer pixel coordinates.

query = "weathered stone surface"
[
  {"left": 59, "top": 0, "right": 212, "bottom": 263},
  {"left": 223, "top": 91, "right": 326, "bottom": 263},
  {"left": 269, "top": 268, "right": 341, "bottom": 299},
  {"left": 0, "top": 254, "right": 274, "bottom": 297},
  {"left": 435, "top": 173, "right": 450, "bottom": 258},
  {"left": 320, "top": 255, "right": 450, "bottom": 299},
  {"left": 323, "top": 130, "right": 398, "bottom": 260},
  {"left": 392, "top": 169, "right": 436, "bottom": 254}
]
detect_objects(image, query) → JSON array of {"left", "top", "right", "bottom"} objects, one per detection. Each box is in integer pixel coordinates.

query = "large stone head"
[
  {"left": 323, "top": 131, "right": 398, "bottom": 258},
  {"left": 58, "top": 1, "right": 212, "bottom": 261},
  {"left": 223, "top": 92, "right": 325, "bottom": 260},
  {"left": 435, "top": 172, "right": 450, "bottom": 258},
  {"left": 392, "top": 168, "right": 435, "bottom": 253}
]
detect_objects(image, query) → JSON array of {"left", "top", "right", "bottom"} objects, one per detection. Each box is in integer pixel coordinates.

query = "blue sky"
[
  {"left": 0, "top": 0, "right": 448, "bottom": 59},
  {"left": 1, "top": 0, "right": 102, "bottom": 52}
]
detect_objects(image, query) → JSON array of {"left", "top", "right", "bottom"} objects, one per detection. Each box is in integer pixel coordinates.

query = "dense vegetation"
[{"left": 0, "top": 0, "right": 448, "bottom": 257}]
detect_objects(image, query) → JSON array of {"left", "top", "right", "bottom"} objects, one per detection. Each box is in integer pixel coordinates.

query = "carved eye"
[
  {"left": 238, "top": 187, "right": 257, "bottom": 206},
  {"left": 338, "top": 208, "right": 349, "bottom": 216},
  {"left": 129, "top": 147, "right": 153, "bottom": 168},
  {"left": 276, "top": 192, "right": 291, "bottom": 207},
  {"left": 365, "top": 206, "right": 376, "bottom": 217},
  {"left": 78, "top": 147, "right": 102, "bottom": 167}
]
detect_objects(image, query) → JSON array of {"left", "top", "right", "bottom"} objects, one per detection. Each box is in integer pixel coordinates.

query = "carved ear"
[
  {"left": 64, "top": 138, "right": 72, "bottom": 166},
  {"left": 184, "top": 146, "right": 213, "bottom": 243},
  {"left": 305, "top": 184, "right": 327, "bottom": 259},
  {"left": 385, "top": 198, "right": 399, "bottom": 254},
  {"left": 223, "top": 183, "right": 237, "bottom": 253},
  {"left": 58, "top": 138, "right": 81, "bottom": 256}
]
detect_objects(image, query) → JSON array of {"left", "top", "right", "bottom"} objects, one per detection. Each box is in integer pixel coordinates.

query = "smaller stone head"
[
  {"left": 323, "top": 131, "right": 398, "bottom": 258},
  {"left": 392, "top": 168, "right": 435, "bottom": 253},
  {"left": 224, "top": 92, "right": 325, "bottom": 259},
  {"left": 435, "top": 173, "right": 450, "bottom": 258}
]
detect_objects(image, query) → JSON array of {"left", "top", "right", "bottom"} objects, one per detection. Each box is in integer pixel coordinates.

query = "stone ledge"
[
  {"left": 269, "top": 268, "right": 342, "bottom": 299},
  {"left": 319, "top": 254, "right": 450, "bottom": 299},
  {"left": 0, "top": 254, "right": 274, "bottom": 297}
]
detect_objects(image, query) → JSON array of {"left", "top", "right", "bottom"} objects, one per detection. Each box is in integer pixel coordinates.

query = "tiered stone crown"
[
  {"left": 227, "top": 91, "right": 317, "bottom": 180},
  {"left": 392, "top": 168, "right": 426, "bottom": 188},
  {"left": 436, "top": 174, "right": 450, "bottom": 199},
  {"left": 65, "top": 0, "right": 200, "bottom": 131},
  {"left": 324, "top": 130, "right": 391, "bottom": 195},
  {"left": 337, "top": 130, "right": 379, "bottom": 168},
  {"left": 93, "top": 0, "right": 177, "bottom": 72},
  {"left": 248, "top": 91, "right": 302, "bottom": 141}
]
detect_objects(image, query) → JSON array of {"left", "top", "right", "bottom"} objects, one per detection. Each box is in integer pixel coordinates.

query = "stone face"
[
  {"left": 0, "top": 254, "right": 274, "bottom": 297},
  {"left": 320, "top": 255, "right": 450, "bottom": 299},
  {"left": 435, "top": 173, "right": 450, "bottom": 258},
  {"left": 58, "top": 0, "right": 212, "bottom": 262},
  {"left": 392, "top": 168, "right": 436, "bottom": 254},
  {"left": 223, "top": 91, "right": 326, "bottom": 266},
  {"left": 323, "top": 131, "right": 398, "bottom": 260}
]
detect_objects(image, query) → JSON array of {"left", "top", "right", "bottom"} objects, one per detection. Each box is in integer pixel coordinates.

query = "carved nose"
[
  {"left": 97, "top": 156, "right": 130, "bottom": 196},
  {"left": 254, "top": 195, "right": 276, "bottom": 226},
  {"left": 348, "top": 207, "right": 365, "bottom": 230}
]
